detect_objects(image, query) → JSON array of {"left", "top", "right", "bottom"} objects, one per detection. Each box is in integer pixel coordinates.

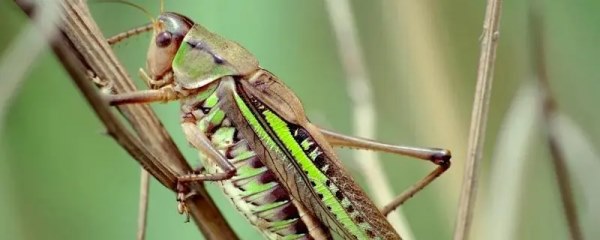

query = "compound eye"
[{"left": 156, "top": 32, "right": 173, "bottom": 47}]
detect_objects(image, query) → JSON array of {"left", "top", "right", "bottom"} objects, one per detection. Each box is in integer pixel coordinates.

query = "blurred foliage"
[{"left": 1, "top": 0, "right": 599, "bottom": 239}]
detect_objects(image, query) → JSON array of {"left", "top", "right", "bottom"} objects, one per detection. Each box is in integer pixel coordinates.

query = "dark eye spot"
[
  {"left": 346, "top": 205, "right": 354, "bottom": 213},
  {"left": 156, "top": 32, "right": 172, "bottom": 47}
]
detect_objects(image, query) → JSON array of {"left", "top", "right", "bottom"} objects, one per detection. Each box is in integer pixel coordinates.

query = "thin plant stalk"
[
  {"left": 530, "top": 9, "right": 582, "bottom": 240},
  {"left": 0, "top": 2, "right": 61, "bottom": 238},
  {"left": 383, "top": 1, "right": 467, "bottom": 225},
  {"left": 481, "top": 83, "right": 540, "bottom": 240},
  {"left": 324, "top": 0, "right": 415, "bottom": 238},
  {"left": 136, "top": 170, "right": 150, "bottom": 240},
  {"left": 553, "top": 114, "right": 600, "bottom": 239},
  {"left": 0, "top": 1, "right": 61, "bottom": 129},
  {"left": 453, "top": 0, "right": 504, "bottom": 239}
]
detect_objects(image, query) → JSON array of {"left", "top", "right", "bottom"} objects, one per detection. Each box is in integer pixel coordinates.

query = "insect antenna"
[
  {"left": 98, "top": 0, "right": 157, "bottom": 45},
  {"left": 107, "top": 23, "right": 153, "bottom": 45}
]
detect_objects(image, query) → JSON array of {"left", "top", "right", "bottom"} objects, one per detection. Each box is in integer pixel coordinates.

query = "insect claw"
[
  {"left": 193, "top": 166, "right": 205, "bottom": 174},
  {"left": 177, "top": 200, "right": 186, "bottom": 214},
  {"left": 98, "top": 129, "right": 112, "bottom": 137},
  {"left": 175, "top": 180, "right": 199, "bottom": 222},
  {"left": 176, "top": 198, "right": 191, "bottom": 223},
  {"left": 184, "top": 212, "right": 191, "bottom": 223},
  {"left": 90, "top": 72, "right": 116, "bottom": 94}
]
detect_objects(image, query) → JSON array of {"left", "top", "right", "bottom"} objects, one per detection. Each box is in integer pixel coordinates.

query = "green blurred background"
[{"left": 1, "top": 0, "right": 599, "bottom": 239}]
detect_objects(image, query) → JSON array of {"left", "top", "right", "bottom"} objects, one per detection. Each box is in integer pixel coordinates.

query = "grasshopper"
[{"left": 106, "top": 6, "right": 451, "bottom": 240}]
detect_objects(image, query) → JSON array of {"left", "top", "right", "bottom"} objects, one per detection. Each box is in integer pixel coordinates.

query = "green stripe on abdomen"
[
  {"left": 233, "top": 91, "right": 374, "bottom": 239},
  {"left": 196, "top": 93, "right": 315, "bottom": 240}
]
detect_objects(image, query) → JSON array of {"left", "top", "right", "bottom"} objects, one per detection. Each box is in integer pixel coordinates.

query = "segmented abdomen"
[{"left": 194, "top": 94, "right": 330, "bottom": 240}]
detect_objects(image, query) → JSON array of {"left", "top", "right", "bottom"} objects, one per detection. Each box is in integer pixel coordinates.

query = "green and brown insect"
[{"left": 105, "top": 3, "right": 451, "bottom": 239}]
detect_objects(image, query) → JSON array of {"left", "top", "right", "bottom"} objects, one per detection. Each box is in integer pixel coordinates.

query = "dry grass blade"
[
  {"left": 480, "top": 83, "right": 540, "bottom": 240},
  {"left": 0, "top": 2, "right": 62, "bottom": 239},
  {"left": 552, "top": 114, "right": 600, "bottom": 240},
  {"left": 0, "top": 1, "right": 61, "bottom": 130},
  {"left": 14, "top": 0, "right": 237, "bottom": 239},
  {"left": 453, "top": 0, "right": 504, "bottom": 239},
  {"left": 383, "top": 1, "right": 467, "bottom": 229},
  {"left": 531, "top": 9, "right": 583, "bottom": 240},
  {"left": 324, "top": 0, "right": 414, "bottom": 238},
  {"left": 137, "top": 170, "right": 150, "bottom": 240}
]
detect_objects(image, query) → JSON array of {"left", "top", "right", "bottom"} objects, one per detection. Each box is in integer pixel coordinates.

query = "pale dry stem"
[
  {"left": 453, "top": 0, "right": 504, "bottom": 239},
  {"left": 0, "top": 2, "right": 62, "bottom": 239},
  {"left": 137, "top": 170, "right": 150, "bottom": 240},
  {"left": 0, "top": 1, "right": 61, "bottom": 130},
  {"left": 324, "top": 0, "right": 415, "bottom": 238},
  {"left": 383, "top": 0, "right": 467, "bottom": 226},
  {"left": 530, "top": 9, "right": 583, "bottom": 240}
]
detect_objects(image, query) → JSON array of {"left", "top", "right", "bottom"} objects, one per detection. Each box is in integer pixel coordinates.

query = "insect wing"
[{"left": 218, "top": 74, "right": 400, "bottom": 240}]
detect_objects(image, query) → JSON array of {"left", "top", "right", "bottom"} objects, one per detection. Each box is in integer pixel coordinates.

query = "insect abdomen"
[{"left": 194, "top": 94, "right": 330, "bottom": 240}]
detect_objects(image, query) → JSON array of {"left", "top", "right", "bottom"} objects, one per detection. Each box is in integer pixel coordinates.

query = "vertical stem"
[
  {"left": 136, "top": 170, "right": 150, "bottom": 240},
  {"left": 383, "top": 0, "right": 468, "bottom": 231},
  {"left": 324, "top": 0, "right": 414, "bottom": 238},
  {"left": 543, "top": 112, "right": 583, "bottom": 240},
  {"left": 0, "top": 1, "right": 61, "bottom": 127},
  {"left": 530, "top": 9, "right": 582, "bottom": 240},
  {"left": 453, "top": 0, "right": 503, "bottom": 239}
]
